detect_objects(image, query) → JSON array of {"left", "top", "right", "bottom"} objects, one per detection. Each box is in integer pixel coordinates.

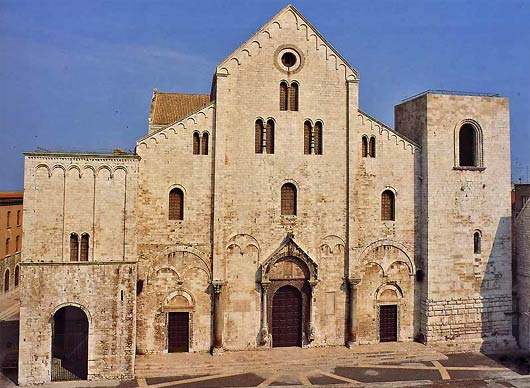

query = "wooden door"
[
  {"left": 272, "top": 286, "right": 302, "bottom": 347},
  {"left": 168, "top": 312, "right": 189, "bottom": 352},
  {"left": 379, "top": 305, "right": 398, "bottom": 342}
]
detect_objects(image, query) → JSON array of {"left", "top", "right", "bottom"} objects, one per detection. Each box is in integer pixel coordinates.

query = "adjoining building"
[
  {"left": 0, "top": 192, "right": 23, "bottom": 295},
  {"left": 513, "top": 184, "right": 530, "bottom": 350},
  {"left": 17, "top": 5, "right": 517, "bottom": 385},
  {"left": 0, "top": 192, "right": 23, "bottom": 381}
]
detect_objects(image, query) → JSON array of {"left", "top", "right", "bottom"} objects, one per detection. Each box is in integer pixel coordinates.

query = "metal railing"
[{"left": 402, "top": 89, "right": 501, "bottom": 102}]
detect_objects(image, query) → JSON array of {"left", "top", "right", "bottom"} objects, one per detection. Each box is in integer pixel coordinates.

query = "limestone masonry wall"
[{"left": 19, "top": 153, "right": 139, "bottom": 385}]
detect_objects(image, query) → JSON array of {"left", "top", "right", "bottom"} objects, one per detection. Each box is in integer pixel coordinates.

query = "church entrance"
[
  {"left": 379, "top": 304, "right": 398, "bottom": 342},
  {"left": 272, "top": 285, "right": 302, "bottom": 347},
  {"left": 168, "top": 312, "right": 189, "bottom": 352},
  {"left": 51, "top": 306, "right": 89, "bottom": 381}
]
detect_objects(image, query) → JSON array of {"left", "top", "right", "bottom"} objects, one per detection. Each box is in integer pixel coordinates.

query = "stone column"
[
  {"left": 308, "top": 280, "right": 319, "bottom": 343},
  {"left": 259, "top": 281, "right": 271, "bottom": 347},
  {"left": 212, "top": 280, "right": 224, "bottom": 355},
  {"left": 346, "top": 278, "right": 361, "bottom": 348}
]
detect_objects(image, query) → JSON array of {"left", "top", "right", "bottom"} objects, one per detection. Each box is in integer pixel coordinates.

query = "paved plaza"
[{"left": 2, "top": 342, "right": 528, "bottom": 387}]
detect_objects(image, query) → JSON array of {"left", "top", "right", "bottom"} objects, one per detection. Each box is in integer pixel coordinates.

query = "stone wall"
[
  {"left": 396, "top": 94, "right": 515, "bottom": 349},
  {"left": 515, "top": 200, "right": 530, "bottom": 350},
  {"left": 18, "top": 262, "right": 136, "bottom": 385},
  {"left": 19, "top": 153, "right": 139, "bottom": 385},
  {"left": 135, "top": 103, "right": 214, "bottom": 353}
]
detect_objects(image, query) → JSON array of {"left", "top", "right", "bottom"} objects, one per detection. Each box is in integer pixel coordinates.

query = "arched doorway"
[
  {"left": 272, "top": 286, "right": 302, "bottom": 347},
  {"left": 259, "top": 234, "right": 319, "bottom": 348},
  {"left": 51, "top": 306, "right": 88, "bottom": 381}
]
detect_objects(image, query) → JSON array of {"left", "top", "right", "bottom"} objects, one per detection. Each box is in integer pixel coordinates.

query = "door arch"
[
  {"left": 51, "top": 306, "right": 89, "bottom": 381},
  {"left": 272, "top": 285, "right": 302, "bottom": 347}
]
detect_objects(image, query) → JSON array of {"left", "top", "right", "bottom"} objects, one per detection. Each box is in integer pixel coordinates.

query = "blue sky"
[{"left": 0, "top": 0, "right": 529, "bottom": 190}]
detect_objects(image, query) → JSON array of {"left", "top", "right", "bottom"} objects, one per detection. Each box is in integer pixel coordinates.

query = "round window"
[{"left": 281, "top": 52, "right": 297, "bottom": 68}]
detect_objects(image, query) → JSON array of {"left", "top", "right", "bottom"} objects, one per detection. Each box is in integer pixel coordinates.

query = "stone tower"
[{"left": 395, "top": 92, "right": 515, "bottom": 350}]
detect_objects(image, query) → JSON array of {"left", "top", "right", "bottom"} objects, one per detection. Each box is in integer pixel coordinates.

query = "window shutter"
[{"left": 280, "top": 83, "right": 288, "bottom": 111}]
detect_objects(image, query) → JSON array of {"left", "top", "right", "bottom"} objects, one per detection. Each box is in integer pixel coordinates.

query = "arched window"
[
  {"left": 70, "top": 233, "right": 79, "bottom": 261},
  {"left": 304, "top": 121, "right": 312, "bottom": 155},
  {"left": 255, "top": 119, "right": 264, "bottom": 154},
  {"left": 6, "top": 211, "right": 10, "bottom": 227},
  {"left": 266, "top": 119, "right": 275, "bottom": 154},
  {"left": 289, "top": 83, "right": 299, "bottom": 111},
  {"left": 4, "top": 269, "right": 9, "bottom": 292},
  {"left": 474, "top": 231, "right": 481, "bottom": 254},
  {"left": 15, "top": 236, "right": 20, "bottom": 252},
  {"left": 314, "top": 121, "right": 323, "bottom": 155},
  {"left": 281, "top": 183, "right": 297, "bottom": 216},
  {"left": 16, "top": 210, "right": 21, "bottom": 226},
  {"left": 80, "top": 233, "right": 89, "bottom": 261},
  {"left": 169, "top": 188, "right": 184, "bottom": 220},
  {"left": 201, "top": 132, "right": 209, "bottom": 155},
  {"left": 193, "top": 132, "right": 200, "bottom": 155},
  {"left": 362, "top": 136, "right": 368, "bottom": 157},
  {"left": 459, "top": 124, "right": 477, "bottom": 167},
  {"left": 5, "top": 238, "right": 9, "bottom": 256},
  {"left": 14, "top": 266, "right": 19, "bottom": 287},
  {"left": 280, "top": 82, "right": 288, "bottom": 111},
  {"left": 369, "top": 136, "right": 376, "bottom": 158},
  {"left": 381, "top": 190, "right": 395, "bottom": 221}
]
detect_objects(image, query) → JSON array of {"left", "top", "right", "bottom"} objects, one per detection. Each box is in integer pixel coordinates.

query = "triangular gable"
[
  {"left": 216, "top": 4, "right": 359, "bottom": 82},
  {"left": 261, "top": 232, "right": 318, "bottom": 282}
]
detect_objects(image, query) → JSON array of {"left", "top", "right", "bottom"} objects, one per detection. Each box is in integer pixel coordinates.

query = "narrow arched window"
[
  {"left": 193, "top": 132, "right": 200, "bottom": 155},
  {"left": 14, "top": 266, "right": 19, "bottom": 287},
  {"left": 70, "top": 233, "right": 79, "bottom": 261},
  {"left": 6, "top": 211, "right": 10, "bottom": 227},
  {"left": 381, "top": 190, "right": 395, "bottom": 221},
  {"left": 201, "top": 132, "right": 209, "bottom": 155},
  {"left": 281, "top": 183, "right": 297, "bottom": 216},
  {"left": 280, "top": 82, "right": 288, "bottom": 111},
  {"left": 255, "top": 119, "right": 264, "bottom": 154},
  {"left": 5, "top": 238, "right": 9, "bottom": 256},
  {"left": 304, "top": 121, "right": 312, "bottom": 155},
  {"left": 314, "top": 121, "right": 323, "bottom": 155},
  {"left": 289, "top": 83, "right": 299, "bottom": 111},
  {"left": 474, "top": 231, "right": 481, "bottom": 254},
  {"left": 369, "top": 136, "right": 376, "bottom": 158},
  {"left": 362, "top": 136, "right": 368, "bottom": 157},
  {"left": 15, "top": 236, "right": 20, "bottom": 252},
  {"left": 80, "top": 233, "right": 89, "bottom": 261},
  {"left": 4, "top": 269, "right": 9, "bottom": 292},
  {"left": 169, "top": 188, "right": 184, "bottom": 220},
  {"left": 266, "top": 119, "right": 275, "bottom": 154},
  {"left": 459, "top": 124, "right": 477, "bottom": 167},
  {"left": 16, "top": 210, "right": 21, "bottom": 226}
]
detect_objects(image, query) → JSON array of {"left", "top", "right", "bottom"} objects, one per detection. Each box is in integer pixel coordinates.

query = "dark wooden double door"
[
  {"left": 272, "top": 286, "right": 302, "bottom": 347},
  {"left": 168, "top": 312, "right": 189, "bottom": 352},
  {"left": 379, "top": 305, "right": 398, "bottom": 342}
]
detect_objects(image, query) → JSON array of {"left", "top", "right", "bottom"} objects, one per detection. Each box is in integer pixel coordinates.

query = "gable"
[{"left": 216, "top": 4, "right": 358, "bottom": 82}]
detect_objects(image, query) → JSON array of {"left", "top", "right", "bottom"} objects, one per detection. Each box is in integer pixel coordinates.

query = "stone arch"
[
  {"left": 261, "top": 235, "right": 318, "bottom": 283},
  {"left": 163, "top": 288, "right": 196, "bottom": 311},
  {"left": 375, "top": 283, "right": 404, "bottom": 300},
  {"left": 51, "top": 302, "right": 92, "bottom": 323},
  {"left": 454, "top": 118, "right": 484, "bottom": 168},
  {"left": 226, "top": 233, "right": 260, "bottom": 255},
  {"left": 358, "top": 240, "right": 415, "bottom": 276}
]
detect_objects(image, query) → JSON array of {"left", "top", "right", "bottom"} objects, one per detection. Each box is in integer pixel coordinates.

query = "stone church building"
[{"left": 18, "top": 5, "right": 516, "bottom": 385}]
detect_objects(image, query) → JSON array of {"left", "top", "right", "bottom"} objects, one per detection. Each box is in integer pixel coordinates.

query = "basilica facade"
[{"left": 18, "top": 5, "right": 516, "bottom": 385}]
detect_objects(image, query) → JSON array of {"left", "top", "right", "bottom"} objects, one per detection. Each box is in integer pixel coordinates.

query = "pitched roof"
[
  {"left": 149, "top": 90, "right": 210, "bottom": 126},
  {"left": 0, "top": 192, "right": 23, "bottom": 199}
]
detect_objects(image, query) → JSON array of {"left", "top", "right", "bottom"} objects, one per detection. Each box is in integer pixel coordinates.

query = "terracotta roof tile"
[
  {"left": 0, "top": 192, "right": 23, "bottom": 200},
  {"left": 149, "top": 91, "right": 210, "bottom": 126}
]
